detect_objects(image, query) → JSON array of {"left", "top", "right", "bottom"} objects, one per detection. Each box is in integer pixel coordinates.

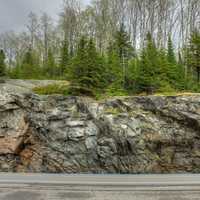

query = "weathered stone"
[
  {"left": 0, "top": 111, "right": 29, "bottom": 154},
  {"left": 68, "top": 128, "right": 85, "bottom": 141},
  {"left": 1, "top": 86, "right": 200, "bottom": 173},
  {"left": 85, "top": 137, "right": 97, "bottom": 150}
]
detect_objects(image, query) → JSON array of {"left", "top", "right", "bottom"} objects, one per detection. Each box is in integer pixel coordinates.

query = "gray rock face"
[
  {"left": 0, "top": 90, "right": 200, "bottom": 173},
  {"left": 0, "top": 79, "right": 68, "bottom": 94}
]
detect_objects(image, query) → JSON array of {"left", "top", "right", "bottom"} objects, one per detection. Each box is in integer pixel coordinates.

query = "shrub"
[{"left": 33, "top": 83, "right": 69, "bottom": 95}]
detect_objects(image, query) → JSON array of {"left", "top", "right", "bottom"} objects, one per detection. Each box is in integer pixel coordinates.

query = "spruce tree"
[
  {"left": 167, "top": 36, "right": 176, "bottom": 65},
  {"left": 0, "top": 49, "right": 6, "bottom": 77},
  {"left": 21, "top": 48, "right": 34, "bottom": 78},
  {"left": 187, "top": 30, "right": 200, "bottom": 83},
  {"left": 20, "top": 48, "right": 41, "bottom": 79},
  {"left": 67, "top": 36, "right": 87, "bottom": 88},
  {"left": 85, "top": 38, "right": 106, "bottom": 89},
  {"left": 157, "top": 48, "right": 175, "bottom": 92},
  {"left": 137, "top": 33, "right": 160, "bottom": 94},
  {"left": 113, "top": 24, "right": 134, "bottom": 89},
  {"left": 177, "top": 52, "right": 186, "bottom": 89},
  {"left": 166, "top": 36, "right": 179, "bottom": 86},
  {"left": 45, "top": 48, "right": 56, "bottom": 78},
  {"left": 126, "top": 56, "right": 140, "bottom": 92},
  {"left": 106, "top": 42, "right": 123, "bottom": 87},
  {"left": 67, "top": 36, "right": 106, "bottom": 96},
  {"left": 60, "top": 37, "right": 69, "bottom": 77}
]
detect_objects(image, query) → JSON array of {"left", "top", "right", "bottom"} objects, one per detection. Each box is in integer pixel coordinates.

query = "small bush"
[
  {"left": 157, "top": 81, "right": 176, "bottom": 93},
  {"left": 105, "top": 84, "right": 128, "bottom": 97},
  {"left": 33, "top": 83, "right": 69, "bottom": 95}
]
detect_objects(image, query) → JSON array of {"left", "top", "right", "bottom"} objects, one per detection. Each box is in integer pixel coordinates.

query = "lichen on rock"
[{"left": 0, "top": 88, "right": 200, "bottom": 173}]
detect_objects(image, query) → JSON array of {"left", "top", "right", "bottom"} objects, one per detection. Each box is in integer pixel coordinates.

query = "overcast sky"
[{"left": 0, "top": 0, "right": 90, "bottom": 33}]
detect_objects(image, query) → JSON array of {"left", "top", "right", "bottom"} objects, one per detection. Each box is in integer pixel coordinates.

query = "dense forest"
[{"left": 0, "top": 0, "right": 200, "bottom": 96}]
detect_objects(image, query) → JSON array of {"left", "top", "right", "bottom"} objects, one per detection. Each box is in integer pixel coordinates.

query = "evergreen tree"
[
  {"left": 106, "top": 42, "right": 123, "bottom": 87},
  {"left": 187, "top": 30, "right": 200, "bottom": 83},
  {"left": 113, "top": 24, "right": 134, "bottom": 89},
  {"left": 137, "top": 33, "right": 160, "bottom": 94},
  {"left": 0, "top": 49, "right": 6, "bottom": 77},
  {"left": 20, "top": 48, "right": 41, "bottom": 79},
  {"left": 21, "top": 48, "right": 34, "bottom": 78},
  {"left": 126, "top": 56, "right": 140, "bottom": 92},
  {"left": 59, "top": 37, "right": 69, "bottom": 77},
  {"left": 114, "top": 24, "right": 133, "bottom": 61},
  {"left": 158, "top": 49, "right": 170, "bottom": 79},
  {"left": 157, "top": 48, "right": 176, "bottom": 92},
  {"left": 67, "top": 36, "right": 87, "bottom": 88},
  {"left": 85, "top": 38, "right": 106, "bottom": 89},
  {"left": 45, "top": 48, "right": 56, "bottom": 78},
  {"left": 166, "top": 36, "right": 180, "bottom": 86},
  {"left": 167, "top": 35, "right": 176, "bottom": 65},
  {"left": 9, "top": 62, "right": 21, "bottom": 79},
  {"left": 67, "top": 36, "right": 106, "bottom": 96},
  {"left": 176, "top": 51, "right": 186, "bottom": 89}
]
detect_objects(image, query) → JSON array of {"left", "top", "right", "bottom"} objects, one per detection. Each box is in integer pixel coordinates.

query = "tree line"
[{"left": 0, "top": 0, "right": 200, "bottom": 96}]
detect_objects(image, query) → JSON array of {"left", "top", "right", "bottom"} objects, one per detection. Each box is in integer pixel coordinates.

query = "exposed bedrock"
[{"left": 0, "top": 90, "right": 200, "bottom": 173}]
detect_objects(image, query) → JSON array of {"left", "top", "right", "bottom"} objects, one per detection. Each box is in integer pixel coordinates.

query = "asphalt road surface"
[{"left": 0, "top": 174, "right": 200, "bottom": 200}]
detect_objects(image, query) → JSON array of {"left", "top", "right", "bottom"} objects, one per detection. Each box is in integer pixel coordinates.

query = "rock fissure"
[{"left": 1, "top": 91, "right": 200, "bottom": 173}]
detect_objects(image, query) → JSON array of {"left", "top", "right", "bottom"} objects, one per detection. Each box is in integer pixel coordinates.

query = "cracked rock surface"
[{"left": 0, "top": 86, "right": 200, "bottom": 173}]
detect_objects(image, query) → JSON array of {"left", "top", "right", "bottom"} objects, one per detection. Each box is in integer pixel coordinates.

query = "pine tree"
[
  {"left": 113, "top": 24, "right": 134, "bottom": 89},
  {"left": 67, "top": 36, "right": 106, "bottom": 96},
  {"left": 0, "top": 49, "right": 6, "bottom": 77},
  {"left": 126, "top": 56, "right": 139, "bottom": 92},
  {"left": 187, "top": 30, "right": 200, "bottom": 83},
  {"left": 137, "top": 33, "right": 160, "bottom": 94},
  {"left": 9, "top": 62, "right": 21, "bottom": 79},
  {"left": 59, "top": 37, "right": 69, "bottom": 77},
  {"left": 67, "top": 36, "right": 87, "bottom": 88},
  {"left": 45, "top": 48, "right": 56, "bottom": 78},
  {"left": 85, "top": 38, "right": 106, "bottom": 89},
  {"left": 166, "top": 36, "right": 180, "bottom": 86},
  {"left": 21, "top": 48, "right": 34, "bottom": 78},
  {"left": 157, "top": 48, "right": 175, "bottom": 92},
  {"left": 157, "top": 49, "right": 168, "bottom": 79},
  {"left": 106, "top": 42, "right": 123, "bottom": 87},
  {"left": 20, "top": 48, "right": 41, "bottom": 79},
  {"left": 167, "top": 35, "right": 176, "bottom": 65},
  {"left": 177, "top": 51, "right": 186, "bottom": 89}
]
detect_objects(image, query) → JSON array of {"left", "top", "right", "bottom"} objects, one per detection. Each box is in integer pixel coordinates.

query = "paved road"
[{"left": 0, "top": 174, "right": 200, "bottom": 200}]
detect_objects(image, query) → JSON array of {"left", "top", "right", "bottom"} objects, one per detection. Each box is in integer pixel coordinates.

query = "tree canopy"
[{"left": 1, "top": 0, "right": 200, "bottom": 96}]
